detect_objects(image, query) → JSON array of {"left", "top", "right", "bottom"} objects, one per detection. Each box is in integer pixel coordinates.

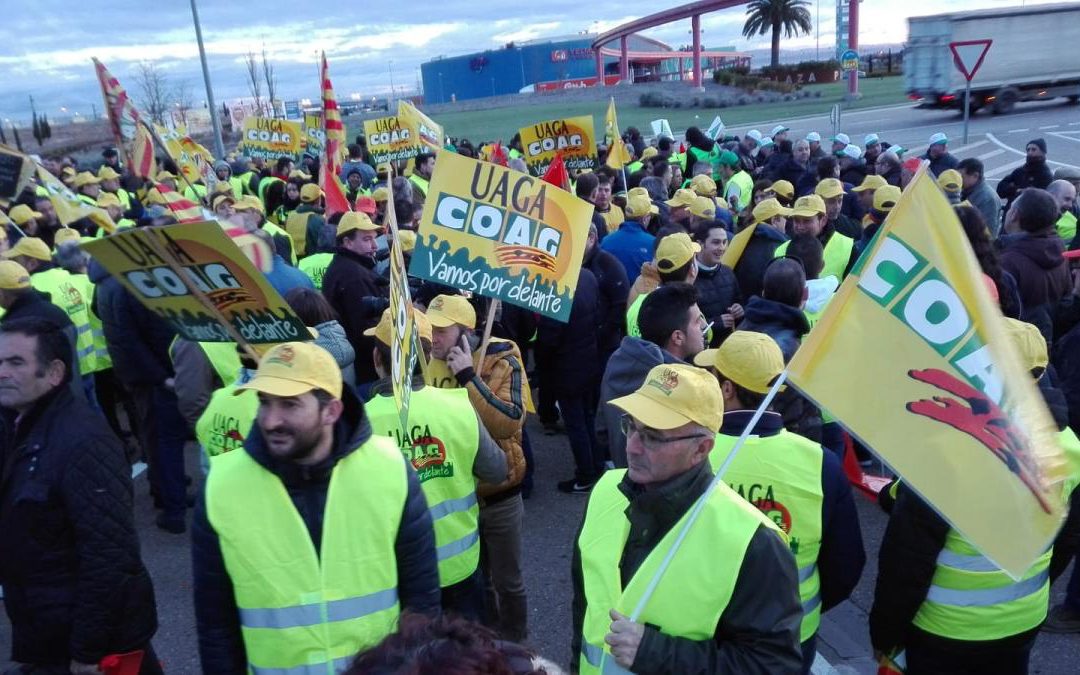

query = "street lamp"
[
  {"left": 189, "top": 0, "right": 225, "bottom": 158},
  {"left": 388, "top": 60, "right": 396, "bottom": 105}
]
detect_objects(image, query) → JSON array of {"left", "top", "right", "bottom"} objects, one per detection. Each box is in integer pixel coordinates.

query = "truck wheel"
[{"left": 993, "top": 88, "right": 1019, "bottom": 115}]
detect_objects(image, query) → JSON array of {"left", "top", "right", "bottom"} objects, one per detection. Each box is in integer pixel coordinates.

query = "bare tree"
[
  {"left": 244, "top": 51, "right": 262, "bottom": 114},
  {"left": 173, "top": 79, "right": 195, "bottom": 127},
  {"left": 134, "top": 61, "right": 172, "bottom": 125},
  {"left": 261, "top": 46, "right": 277, "bottom": 118}
]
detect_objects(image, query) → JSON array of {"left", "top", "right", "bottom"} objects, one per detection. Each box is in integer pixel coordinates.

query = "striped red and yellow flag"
[
  {"left": 92, "top": 58, "right": 155, "bottom": 179},
  {"left": 319, "top": 53, "right": 352, "bottom": 217},
  {"left": 154, "top": 181, "right": 204, "bottom": 223}
]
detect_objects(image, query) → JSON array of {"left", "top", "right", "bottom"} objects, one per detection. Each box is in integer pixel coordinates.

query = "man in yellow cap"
[
  {"left": 72, "top": 172, "right": 102, "bottom": 206},
  {"left": 97, "top": 165, "right": 133, "bottom": 211},
  {"left": 601, "top": 192, "right": 657, "bottom": 284},
  {"left": 285, "top": 183, "right": 326, "bottom": 257},
  {"left": 766, "top": 179, "right": 796, "bottom": 207},
  {"left": 364, "top": 307, "right": 508, "bottom": 618},
  {"left": 8, "top": 204, "right": 44, "bottom": 239},
  {"left": 690, "top": 173, "right": 718, "bottom": 199},
  {"left": 322, "top": 212, "right": 388, "bottom": 389},
  {"left": 425, "top": 293, "right": 531, "bottom": 641},
  {"left": 573, "top": 362, "right": 802, "bottom": 674},
  {"left": 192, "top": 342, "right": 440, "bottom": 673},
  {"left": 626, "top": 232, "right": 700, "bottom": 338},
  {"left": 776, "top": 189, "right": 857, "bottom": 281},
  {"left": 663, "top": 188, "right": 697, "bottom": 227},
  {"left": 235, "top": 196, "right": 297, "bottom": 265},
  {"left": 854, "top": 185, "right": 902, "bottom": 262},
  {"left": 371, "top": 186, "right": 390, "bottom": 225},
  {"left": 938, "top": 169, "right": 963, "bottom": 206},
  {"left": 96, "top": 193, "right": 135, "bottom": 231},
  {"left": 155, "top": 170, "right": 178, "bottom": 192},
  {"left": 696, "top": 330, "right": 865, "bottom": 670},
  {"left": 851, "top": 174, "right": 888, "bottom": 214},
  {"left": 732, "top": 198, "right": 793, "bottom": 300}
]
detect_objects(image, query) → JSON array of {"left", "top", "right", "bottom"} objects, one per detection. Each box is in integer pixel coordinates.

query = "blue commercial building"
[{"left": 421, "top": 34, "right": 672, "bottom": 104}]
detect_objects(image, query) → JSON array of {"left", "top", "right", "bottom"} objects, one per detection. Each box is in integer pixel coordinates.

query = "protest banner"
[
  {"left": 788, "top": 167, "right": 1068, "bottom": 577},
  {"left": 82, "top": 221, "right": 308, "bottom": 346},
  {"left": 238, "top": 117, "right": 303, "bottom": 161},
  {"left": 155, "top": 124, "right": 213, "bottom": 183},
  {"left": 364, "top": 116, "right": 419, "bottom": 164},
  {"left": 409, "top": 151, "right": 592, "bottom": 323},
  {"left": 303, "top": 112, "right": 325, "bottom": 155},
  {"left": 519, "top": 115, "right": 597, "bottom": 177},
  {"left": 383, "top": 175, "right": 420, "bottom": 429},
  {"left": 397, "top": 100, "right": 443, "bottom": 152}
]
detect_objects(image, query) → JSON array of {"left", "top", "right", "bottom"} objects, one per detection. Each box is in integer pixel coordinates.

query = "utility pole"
[{"left": 189, "top": 0, "right": 225, "bottom": 158}]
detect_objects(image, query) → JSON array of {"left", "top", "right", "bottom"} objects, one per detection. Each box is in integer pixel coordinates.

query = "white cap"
[
  {"left": 760, "top": 138, "right": 775, "bottom": 150},
  {"left": 747, "top": 129, "right": 763, "bottom": 142},
  {"left": 770, "top": 125, "right": 789, "bottom": 137},
  {"left": 929, "top": 132, "right": 948, "bottom": 146},
  {"left": 831, "top": 133, "right": 850, "bottom": 145},
  {"left": 864, "top": 133, "right": 880, "bottom": 146},
  {"left": 842, "top": 144, "right": 863, "bottom": 160},
  {"left": 806, "top": 131, "right": 822, "bottom": 143}
]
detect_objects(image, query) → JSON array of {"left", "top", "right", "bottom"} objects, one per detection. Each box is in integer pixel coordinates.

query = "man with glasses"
[{"left": 571, "top": 363, "right": 803, "bottom": 674}]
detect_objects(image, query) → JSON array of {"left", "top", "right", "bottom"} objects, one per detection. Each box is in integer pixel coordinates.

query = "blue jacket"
[
  {"left": 601, "top": 220, "right": 655, "bottom": 284},
  {"left": 265, "top": 254, "right": 315, "bottom": 297}
]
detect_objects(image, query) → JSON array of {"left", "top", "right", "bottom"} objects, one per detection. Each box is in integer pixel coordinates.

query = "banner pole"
[{"left": 474, "top": 299, "right": 500, "bottom": 366}]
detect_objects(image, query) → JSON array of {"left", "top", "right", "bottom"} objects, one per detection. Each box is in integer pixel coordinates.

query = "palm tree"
[{"left": 742, "top": 0, "right": 814, "bottom": 68}]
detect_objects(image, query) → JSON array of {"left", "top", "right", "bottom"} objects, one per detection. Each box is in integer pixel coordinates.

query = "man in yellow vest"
[
  {"left": 285, "top": 184, "right": 326, "bottom": 258},
  {"left": 72, "top": 171, "right": 102, "bottom": 206},
  {"left": 364, "top": 308, "right": 508, "bottom": 618},
  {"left": 192, "top": 342, "right": 440, "bottom": 673},
  {"left": 625, "top": 232, "right": 699, "bottom": 338},
  {"left": 194, "top": 345, "right": 259, "bottom": 472},
  {"left": 719, "top": 150, "right": 753, "bottom": 212},
  {"left": 236, "top": 196, "right": 297, "bottom": 265},
  {"left": 870, "top": 319, "right": 1080, "bottom": 673},
  {"left": 97, "top": 165, "right": 133, "bottom": 211},
  {"left": 695, "top": 330, "right": 865, "bottom": 671},
  {"left": 573, "top": 362, "right": 803, "bottom": 673},
  {"left": 774, "top": 192, "right": 856, "bottom": 281},
  {"left": 409, "top": 152, "right": 436, "bottom": 199},
  {"left": 96, "top": 192, "right": 135, "bottom": 231}
]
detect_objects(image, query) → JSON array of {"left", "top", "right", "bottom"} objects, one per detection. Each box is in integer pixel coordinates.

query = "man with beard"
[
  {"left": 998, "top": 138, "right": 1054, "bottom": 211},
  {"left": 192, "top": 342, "right": 439, "bottom": 674}
]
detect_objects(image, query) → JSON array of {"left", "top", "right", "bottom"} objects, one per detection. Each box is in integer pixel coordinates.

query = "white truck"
[{"left": 905, "top": 2, "right": 1080, "bottom": 114}]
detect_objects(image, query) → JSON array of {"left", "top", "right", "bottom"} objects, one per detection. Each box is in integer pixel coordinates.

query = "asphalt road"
[{"left": 3, "top": 99, "right": 1080, "bottom": 674}]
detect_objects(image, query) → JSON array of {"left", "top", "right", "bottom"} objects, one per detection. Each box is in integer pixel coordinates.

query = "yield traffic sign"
[{"left": 949, "top": 40, "right": 992, "bottom": 82}]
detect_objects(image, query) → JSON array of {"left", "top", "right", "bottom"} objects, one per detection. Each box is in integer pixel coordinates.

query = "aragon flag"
[
  {"left": 92, "top": 58, "right": 155, "bottom": 179},
  {"left": 153, "top": 181, "right": 204, "bottom": 223},
  {"left": 319, "top": 53, "right": 352, "bottom": 217},
  {"left": 787, "top": 166, "right": 1070, "bottom": 578}
]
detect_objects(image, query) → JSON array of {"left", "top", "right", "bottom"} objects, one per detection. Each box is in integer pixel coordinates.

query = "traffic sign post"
[{"left": 949, "top": 39, "right": 992, "bottom": 144}]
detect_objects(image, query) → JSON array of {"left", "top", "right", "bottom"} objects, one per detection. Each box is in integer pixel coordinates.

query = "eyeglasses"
[{"left": 619, "top": 414, "right": 710, "bottom": 450}]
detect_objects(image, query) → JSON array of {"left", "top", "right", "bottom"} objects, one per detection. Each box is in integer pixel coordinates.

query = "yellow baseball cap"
[
  {"left": 337, "top": 212, "right": 379, "bottom": 237},
  {"left": 96, "top": 193, "right": 121, "bottom": 209},
  {"left": 752, "top": 198, "right": 793, "bottom": 224},
  {"left": 97, "top": 166, "right": 121, "bottom": 180},
  {"left": 3, "top": 237, "right": 52, "bottom": 262},
  {"left": 626, "top": 193, "right": 659, "bottom": 219},
  {"left": 814, "top": 178, "right": 845, "bottom": 199},
  {"left": 234, "top": 195, "right": 265, "bottom": 214},
  {"left": 852, "top": 174, "right": 887, "bottom": 193},
  {"left": 372, "top": 186, "right": 390, "bottom": 202},
  {"left": 73, "top": 171, "right": 101, "bottom": 188},
  {"left": 53, "top": 228, "right": 82, "bottom": 247},
  {"left": 791, "top": 194, "right": 827, "bottom": 218},
  {"left": 664, "top": 188, "right": 697, "bottom": 208},
  {"left": 155, "top": 170, "right": 177, "bottom": 182},
  {"left": 690, "top": 174, "right": 717, "bottom": 197},
  {"left": 0, "top": 260, "right": 31, "bottom": 289},
  {"left": 397, "top": 230, "right": 417, "bottom": 253},
  {"left": 426, "top": 294, "right": 476, "bottom": 329},
  {"left": 61, "top": 166, "right": 77, "bottom": 177},
  {"left": 655, "top": 232, "right": 701, "bottom": 272},
  {"left": 300, "top": 183, "right": 323, "bottom": 203},
  {"left": 609, "top": 363, "right": 724, "bottom": 432},
  {"left": 9, "top": 204, "right": 43, "bottom": 225},
  {"left": 235, "top": 342, "right": 343, "bottom": 399},
  {"left": 640, "top": 146, "right": 658, "bottom": 161},
  {"left": 212, "top": 181, "right": 235, "bottom": 196},
  {"left": 693, "top": 330, "right": 786, "bottom": 394},
  {"left": 1004, "top": 318, "right": 1048, "bottom": 372},
  {"left": 143, "top": 188, "right": 167, "bottom": 206},
  {"left": 689, "top": 196, "right": 717, "bottom": 219},
  {"left": 873, "top": 185, "right": 902, "bottom": 212},
  {"left": 767, "top": 180, "right": 794, "bottom": 200},
  {"left": 627, "top": 187, "right": 649, "bottom": 199},
  {"left": 937, "top": 169, "right": 962, "bottom": 193},
  {"left": 212, "top": 194, "right": 236, "bottom": 211},
  {"left": 289, "top": 169, "right": 311, "bottom": 180},
  {"left": 364, "top": 307, "right": 434, "bottom": 346}
]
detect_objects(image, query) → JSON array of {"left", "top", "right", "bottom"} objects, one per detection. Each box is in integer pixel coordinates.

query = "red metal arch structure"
[{"left": 592, "top": 0, "right": 861, "bottom": 93}]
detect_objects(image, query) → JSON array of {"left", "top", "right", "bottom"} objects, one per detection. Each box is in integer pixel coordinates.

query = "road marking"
[
  {"left": 986, "top": 133, "right": 1080, "bottom": 169},
  {"left": 132, "top": 461, "right": 147, "bottom": 479},
  {"left": 950, "top": 140, "right": 988, "bottom": 155},
  {"left": 1049, "top": 132, "right": 1080, "bottom": 145},
  {"left": 1007, "top": 129, "right": 1029, "bottom": 133},
  {"left": 1039, "top": 125, "right": 1060, "bottom": 130},
  {"left": 977, "top": 148, "right": 1007, "bottom": 161},
  {"left": 986, "top": 158, "right": 1025, "bottom": 177},
  {"left": 1071, "top": 121, "right": 1080, "bottom": 126}
]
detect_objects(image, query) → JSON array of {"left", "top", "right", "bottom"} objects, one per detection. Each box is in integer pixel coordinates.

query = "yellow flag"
[
  {"left": 604, "top": 98, "right": 632, "bottom": 170},
  {"left": 154, "top": 124, "right": 213, "bottom": 184},
  {"left": 720, "top": 222, "right": 758, "bottom": 269},
  {"left": 788, "top": 167, "right": 1067, "bottom": 578},
  {"left": 35, "top": 163, "right": 115, "bottom": 234}
]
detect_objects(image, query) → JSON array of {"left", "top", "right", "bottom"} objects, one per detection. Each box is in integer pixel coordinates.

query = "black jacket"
[
  {"left": 571, "top": 461, "right": 804, "bottom": 674},
  {"left": 694, "top": 262, "right": 742, "bottom": 345},
  {"left": 584, "top": 244, "right": 630, "bottom": 357},
  {"left": 536, "top": 268, "right": 600, "bottom": 392},
  {"left": 91, "top": 260, "right": 176, "bottom": 387},
  {"left": 739, "top": 296, "right": 809, "bottom": 363},
  {"left": 321, "top": 247, "right": 390, "bottom": 384},
  {"left": 1000, "top": 231, "right": 1070, "bottom": 344},
  {"left": 0, "top": 386, "right": 158, "bottom": 665},
  {"left": 733, "top": 225, "right": 788, "bottom": 300},
  {"left": 923, "top": 151, "right": 959, "bottom": 178},
  {"left": 997, "top": 159, "right": 1054, "bottom": 206},
  {"left": 192, "top": 384, "right": 440, "bottom": 674}
]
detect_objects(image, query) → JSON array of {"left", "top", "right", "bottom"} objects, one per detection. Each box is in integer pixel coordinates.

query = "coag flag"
[
  {"left": 35, "top": 162, "right": 115, "bottom": 233},
  {"left": 397, "top": 100, "right": 443, "bottom": 153},
  {"left": 382, "top": 177, "right": 420, "bottom": 431},
  {"left": 788, "top": 167, "right": 1068, "bottom": 577},
  {"left": 93, "top": 58, "right": 155, "bottom": 179},
  {"left": 319, "top": 53, "right": 351, "bottom": 217},
  {"left": 604, "top": 98, "right": 632, "bottom": 170},
  {"left": 154, "top": 124, "right": 214, "bottom": 184}
]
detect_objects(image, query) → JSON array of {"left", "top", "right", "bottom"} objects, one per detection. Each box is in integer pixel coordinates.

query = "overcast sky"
[{"left": 0, "top": 0, "right": 1060, "bottom": 124}]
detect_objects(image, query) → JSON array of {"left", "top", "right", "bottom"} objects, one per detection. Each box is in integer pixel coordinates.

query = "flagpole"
[
  {"left": 627, "top": 369, "right": 789, "bottom": 622},
  {"left": 141, "top": 119, "right": 208, "bottom": 207},
  {"left": 189, "top": 0, "right": 225, "bottom": 159}
]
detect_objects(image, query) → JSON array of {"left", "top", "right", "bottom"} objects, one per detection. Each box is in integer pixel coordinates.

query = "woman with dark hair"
[
  {"left": 263, "top": 179, "right": 287, "bottom": 225},
  {"left": 282, "top": 178, "right": 304, "bottom": 216},
  {"left": 955, "top": 204, "right": 1021, "bottom": 318},
  {"left": 284, "top": 287, "right": 357, "bottom": 388},
  {"left": 738, "top": 179, "right": 775, "bottom": 232},
  {"left": 683, "top": 126, "right": 720, "bottom": 179}
]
